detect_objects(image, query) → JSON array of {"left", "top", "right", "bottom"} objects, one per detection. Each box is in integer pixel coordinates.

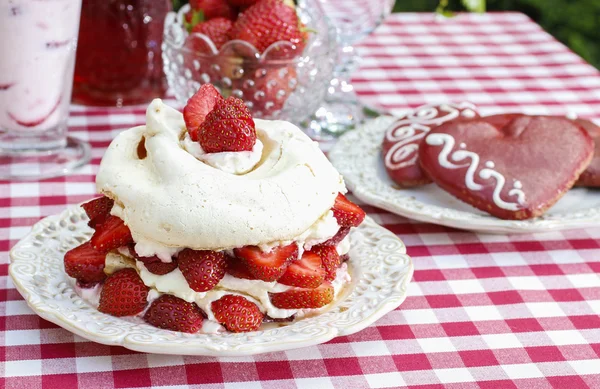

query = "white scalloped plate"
[
  {"left": 9, "top": 206, "right": 412, "bottom": 356},
  {"left": 329, "top": 116, "right": 600, "bottom": 234}
]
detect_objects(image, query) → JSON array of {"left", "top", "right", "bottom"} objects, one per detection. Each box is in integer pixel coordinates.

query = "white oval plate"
[
  {"left": 329, "top": 116, "right": 600, "bottom": 234},
  {"left": 9, "top": 206, "right": 413, "bottom": 356}
]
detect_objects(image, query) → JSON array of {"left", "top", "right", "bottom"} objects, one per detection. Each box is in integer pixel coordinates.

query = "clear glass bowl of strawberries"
[{"left": 162, "top": 0, "right": 336, "bottom": 125}]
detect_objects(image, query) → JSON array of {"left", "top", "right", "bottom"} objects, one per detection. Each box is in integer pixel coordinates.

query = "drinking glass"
[
  {"left": 310, "top": 0, "right": 395, "bottom": 138},
  {"left": 73, "top": 0, "right": 170, "bottom": 107},
  {"left": 0, "top": 0, "right": 90, "bottom": 180}
]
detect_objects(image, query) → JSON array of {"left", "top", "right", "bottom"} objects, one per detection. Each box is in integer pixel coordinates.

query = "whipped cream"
[
  {"left": 96, "top": 99, "right": 346, "bottom": 251},
  {"left": 182, "top": 134, "right": 264, "bottom": 175}
]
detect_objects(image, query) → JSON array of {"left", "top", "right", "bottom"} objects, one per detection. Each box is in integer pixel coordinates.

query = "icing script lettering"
[
  {"left": 384, "top": 102, "right": 477, "bottom": 171},
  {"left": 425, "top": 133, "right": 526, "bottom": 211}
]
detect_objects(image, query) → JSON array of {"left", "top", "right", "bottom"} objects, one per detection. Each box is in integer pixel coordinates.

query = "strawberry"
[
  {"left": 230, "top": 0, "right": 306, "bottom": 54},
  {"left": 211, "top": 294, "right": 264, "bottom": 332},
  {"left": 234, "top": 243, "right": 297, "bottom": 282},
  {"left": 98, "top": 268, "right": 149, "bottom": 316},
  {"left": 191, "top": 17, "right": 233, "bottom": 50},
  {"left": 321, "top": 227, "right": 351, "bottom": 247},
  {"left": 269, "top": 282, "right": 334, "bottom": 309},
  {"left": 188, "top": 0, "right": 236, "bottom": 22},
  {"left": 310, "top": 245, "right": 340, "bottom": 282},
  {"left": 332, "top": 193, "right": 366, "bottom": 228},
  {"left": 238, "top": 66, "right": 297, "bottom": 115},
  {"left": 178, "top": 249, "right": 227, "bottom": 292},
  {"left": 136, "top": 254, "right": 178, "bottom": 276},
  {"left": 277, "top": 251, "right": 324, "bottom": 288},
  {"left": 227, "top": 0, "right": 259, "bottom": 7},
  {"left": 183, "top": 84, "right": 224, "bottom": 141},
  {"left": 198, "top": 96, "right": 256, "bottom": 153},
  {"left": 64, "top": 241, "right": 106, "bottom": 283},
  {"left": 144, "top": 294, "right": 204, "bottom": 333},
  {"left": 90, "top": 215, "right": 133, "bottom": 253},
  {"left": 226, "top": 255, "right": 257, "bottom": 280},
  {"left": 81, "top": 196, "right": 114, "bottom": 228}
]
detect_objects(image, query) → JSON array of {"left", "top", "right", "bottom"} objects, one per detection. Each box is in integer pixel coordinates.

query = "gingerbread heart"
[
  {"left": 419, "top": 114, "right": 594, "bottom": 220},
  {"left": 382, "top": 103, "right": 478, "bottom": 187},
  {"left": 574, "top": 118, "right": 600, "bottom": 187}
]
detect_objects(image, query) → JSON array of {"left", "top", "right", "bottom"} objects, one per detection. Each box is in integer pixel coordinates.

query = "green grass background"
[{"left": 394, "top": 0, "right": 600, "bottom": 70}]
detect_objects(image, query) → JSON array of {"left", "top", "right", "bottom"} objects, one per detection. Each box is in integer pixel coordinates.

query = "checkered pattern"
[{"left": 1, "top": 12, "right": 599, "bottom": 389}]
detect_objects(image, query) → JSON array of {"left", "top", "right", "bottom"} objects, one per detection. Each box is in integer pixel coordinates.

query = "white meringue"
[{"left": 96, "top": 99, "right": 346, "bottom": 251}]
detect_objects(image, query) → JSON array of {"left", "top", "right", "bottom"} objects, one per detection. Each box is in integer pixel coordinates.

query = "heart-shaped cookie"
[
  {"left": 574, "top": 118, "right": 600, "bottom": 187},
  {"left": 382, "top": 103, "right": 478, "bottom": 187},
  {"left": 419, "top": 114, "right": 594, "bottom": 220}
]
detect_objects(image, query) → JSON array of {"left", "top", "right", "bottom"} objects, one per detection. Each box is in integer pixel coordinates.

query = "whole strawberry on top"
[{"left": 183, "top": 84, "right": 256, "bottom": 153}]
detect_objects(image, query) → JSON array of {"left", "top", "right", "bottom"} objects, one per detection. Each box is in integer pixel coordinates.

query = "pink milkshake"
[{"left": 0, "top": 0, "right": 81, "bottom": 138}]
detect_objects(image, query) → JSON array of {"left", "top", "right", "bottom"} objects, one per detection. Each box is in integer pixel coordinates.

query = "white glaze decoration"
[
  {"left": 425, "top": 133, "right": 526, "bottom": 211},
  {"left": 383, "top": 102, "right": 477, "bottom": 171}
]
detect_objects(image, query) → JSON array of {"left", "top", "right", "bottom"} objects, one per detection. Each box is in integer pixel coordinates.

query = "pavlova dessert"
[{"left": 64, "top": 85, "right": 365, "bottom": 333}]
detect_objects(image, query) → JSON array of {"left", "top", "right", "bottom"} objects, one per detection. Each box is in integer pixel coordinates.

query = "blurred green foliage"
[{"left": 393, "top": 0, "right": 600, "bottom": 69}]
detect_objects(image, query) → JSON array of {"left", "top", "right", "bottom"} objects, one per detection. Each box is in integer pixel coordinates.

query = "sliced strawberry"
[
  {"left": 90, "top": 215, "right": 133, "bottom": 253},
  {"left": 310, "top": 245, "right": 340, "bottom": 282},
  {"left": 81, "top": 196, "right": 114, "bottom": 228},
  {"left": 321, "top": 227, "right": 351, "bottom": 247},
  {"left": 198, "top": 96, "right": 256, "bottom": 153},
  {"left": 144, "top": 294, "right": 204, "bottom": 333},
  {"left": 226, "top": 255, "right": 257, "bottom": 280},
  {"left": 136, "top": 254, "right": 178, "bottom": 276},
  {"left": 191, "top": 17, "right": 233, "bottom": 50},
  {"left": 64, "top": 241, "right": 106, "bottom": 283},
  {"left": 234, "top": 243, "right": 297, "bottom": 282},
  {"left": 211, "top": 294, "right": 264, "bottom": 332},
  {"left": 183, "top": 84, "right": 224, "bottom": 141},
  {"left": 278, "top": 251, "right": 324, "bottom": 288},
  {"left": 269, "top": 282, "right": 334, "bottom": 309},
  {"left": 98, "top": 268, "right": 148, "bottom": 317},
  {"left": 332, "top": 193, "right": 366, "bottom": 228},
  {"left": 178, "top": 249, "right": 227, "bottom": 292}
]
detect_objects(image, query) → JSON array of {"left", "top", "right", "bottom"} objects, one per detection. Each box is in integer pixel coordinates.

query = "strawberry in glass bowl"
[{"left": 162, "top": 0, "right": 336, "bottom": 127}]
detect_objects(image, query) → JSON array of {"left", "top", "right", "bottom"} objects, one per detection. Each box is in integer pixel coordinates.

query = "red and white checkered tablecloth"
[{"left": 1, "top": 12, "right": 600, "bottom": 389}]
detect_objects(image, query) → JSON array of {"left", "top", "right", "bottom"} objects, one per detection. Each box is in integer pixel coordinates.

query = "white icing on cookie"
[
  {"left": 425, "top": 133, "right": 526, "bottom": 211},
  {"left": 384, "top": 102, "right": 477, "bottom": 171}
]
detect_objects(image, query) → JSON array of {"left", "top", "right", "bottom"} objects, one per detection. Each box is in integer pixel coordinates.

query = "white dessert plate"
[
  {"left": 9, "top": 205, "right": 413, "bottom": 356},
  {"left": 329, "top": 116, "right": 600, "bottom": 234}
]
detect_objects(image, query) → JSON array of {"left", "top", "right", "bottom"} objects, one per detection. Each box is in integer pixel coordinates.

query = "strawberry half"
[
  {"left": 310, "top": 245, "right": 340, "bottom": 282},
  {"left": 64, "top": 241, "right": 106, "bottom": 283},
  {"left": 191, "top": 17, "right": 233, "bottom": 50},
  {"left": 81, "top": 196, "right": 114, "bottom": 228},
  {"left": 211, "top": 294, "right": 264, "bottom": 332},
  {"left": 136, "top": 254, "right": 178, "bottom": 276},
  {"left": 269, "top": 282, "right": 334, "bottom": 309},
  {"left": 198, "top": 96, "right": 256, "bottom": 153},
  {"left": 230, "top": 0, "right": 306, "bottom": 53},
  {"left": 178, "top": 249, "right": 227, "bottom": 292},
  {"left": 183, "top": 84, "right": 224, "bottom": 141},
  {"left": 226, "top": 255, "right": 257, "bottom": 280},
  {"left": 332, "top": 193, "right": 366, "bottom": 228},
  {"left": 90, "top": 215, "right": 133, "bottom": 253},
  {"left": 277, "top": 251, "right": 324, "bottom": 288},
  {"left": 144, "top": 294, "right": 204, "bottom": 333},
  {"left": 321, "top": 227, "right": 351, "bottom": 247},
  {"left": 98, "top": 268, "right": 149, "bottom": 317},
  {"left": 234, "top": 243, "right": 297, "bottom": 282}
]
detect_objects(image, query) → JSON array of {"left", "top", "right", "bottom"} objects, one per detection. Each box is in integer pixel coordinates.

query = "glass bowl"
[{"left": 162, "top": 0, "right": 337, "bottom": 125}]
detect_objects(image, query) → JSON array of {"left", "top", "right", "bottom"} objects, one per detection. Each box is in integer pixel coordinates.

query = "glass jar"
[{"left": 73, "top": 0, "right": 170, "bottom": 107}]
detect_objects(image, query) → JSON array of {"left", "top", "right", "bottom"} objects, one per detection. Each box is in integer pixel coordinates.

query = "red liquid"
[{"left": 73, "top": 0, "right": 170, "bottom": 107}]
